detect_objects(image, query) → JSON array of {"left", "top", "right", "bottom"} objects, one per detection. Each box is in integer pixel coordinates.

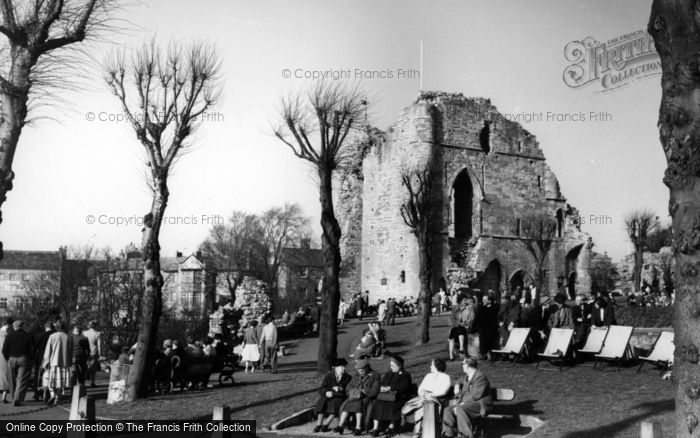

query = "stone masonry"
[{"left": 338, "top": 92, "right": 594, "bottom": 303}]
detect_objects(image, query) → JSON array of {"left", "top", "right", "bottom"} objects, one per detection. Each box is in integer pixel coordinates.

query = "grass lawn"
[{"left": 95, "top": 315, "right": 674, "bottom": 437}]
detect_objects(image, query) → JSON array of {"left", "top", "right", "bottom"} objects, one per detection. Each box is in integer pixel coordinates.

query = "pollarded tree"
[
  {"left": 515, "top": 215, "right": 558, "bottom": 302},
  {"left": 0, "top": 0, "right": 116, "bottom": 261},
  {"left": 273, "top": 81, "right": 365, "bottom": 373},
  {"left": 624, "top": 209, "right": 658, "bottom": 292},
  {"left": 648, "top": 3, "right": 700, "bottom": 434},
  {"left": 400, "top": 167, "right": 434, "bottom": 345},
  {"left": 104, "top": 40, "right": 222, "bottom": 401}
]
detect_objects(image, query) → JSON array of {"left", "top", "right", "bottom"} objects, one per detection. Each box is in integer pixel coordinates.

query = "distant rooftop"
[{"left": 0, "top": 250, "right": 62, "bottom": 271}]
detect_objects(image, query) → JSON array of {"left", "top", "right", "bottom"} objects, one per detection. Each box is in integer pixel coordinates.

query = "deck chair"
[
  {"left": 491, "top": 328, "right": 530, "bottom": 366},
  {"left": 537, "top": 328, "right": 574, "bottom": 371},
  {"left": 577, "top": 326, "right": 609, "bottom": 363},
  {"left": 637, "top": 331, "right": 674, "bottom": 373},
  {"left": 595, "top": 325, "right": 634, "bottom": 371}
]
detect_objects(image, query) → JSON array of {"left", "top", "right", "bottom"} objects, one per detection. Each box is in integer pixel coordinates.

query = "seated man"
[{"left": 442, "top": 358, "right": 492, "bottom": 438}]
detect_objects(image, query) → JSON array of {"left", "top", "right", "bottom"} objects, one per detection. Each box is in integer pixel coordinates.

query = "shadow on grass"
[{"left": 560, "top": 398, "right": 673, "bottom": 438}]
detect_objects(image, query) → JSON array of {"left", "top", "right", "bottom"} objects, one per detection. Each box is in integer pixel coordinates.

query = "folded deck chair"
[
  {"left": 537, "top": 328, "right": 574, "bottom": 371},
  {"left": 491, "top": 328, "right": 530, "bottom": 366},
  {"left": 637, "top": 331, "right": 674, "bottom": 373},
  {"left": 577, "top": 326, "right": 609, "bottom": 362},
  {"left": 595, "top": 325, "right": 634, "bottom": 371}
]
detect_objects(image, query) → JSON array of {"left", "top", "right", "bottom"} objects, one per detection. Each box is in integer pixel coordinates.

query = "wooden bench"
[
  {"left": 171, "top": 356, "right": 216, "bottom": 390},
  {"left": 422, "top": 388, "right": 515, "bottom": 438}
]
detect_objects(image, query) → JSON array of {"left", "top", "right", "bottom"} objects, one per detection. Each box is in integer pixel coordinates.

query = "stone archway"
[
  {"left": 509, "top": 270, "right": 533, "bottom": 299},
  {"left": 566, "top": 244, "right": 584, "bottom": 298},
  {"left": 453, "top": 170, "right": 474, "bottom": 238}
]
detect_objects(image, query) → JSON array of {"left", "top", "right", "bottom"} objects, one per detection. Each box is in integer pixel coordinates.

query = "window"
[
  {"left": 400, "top": 271, "right": 406, "bottom": 283},
  {"left": 21, "top": 274, "right": 28, "bottom": 281},
  {"left": 298, "top": 268, "right": 309, "bottom": 279},
  {"left": 381, "top": 278, "right": 387, "bottom": 286},
  {"left": 192, "top": 270, "right": 202, "bottom": 305},
  {"left": 15, "top": 298, "right": 24, "bottom": 312},
  {"left": 8, "top": 274, "right": 16, "bottom": 281},
  {"left": 0, "top": 298, "right": 6, "bottom": 309},
  {"left": 0, "top": 274, "right": 4, "bottom": 280},
  {"left": 41, "top": 274, "right": 49, "bottom": 281}
]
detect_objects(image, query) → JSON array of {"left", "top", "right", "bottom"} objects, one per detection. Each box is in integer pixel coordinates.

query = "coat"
[
  {"left": 369, "top": 370, "right": 413, "bottom": 422},
  {"left": 456, "top": 370, "right": 492, "bottom": 417},
  {"left": 548, "top": 305, "right": 575, "bottom": 329},
  {"left": 0, "top": 326, "right": 11, "bottom": 390},
  {"left": 340, "top": 369, "right": 381, "bottom": 413},
  {"left": 315, "top": 371, "right": 352, "bottom": 415},
  {"left": 42, "top": 331, "right": 73, "bottom": 369},
  {"left": 592, "top": 307, "right": 616, "bottom": 327}
]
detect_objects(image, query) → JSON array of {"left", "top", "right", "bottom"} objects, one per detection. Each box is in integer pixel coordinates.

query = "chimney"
[
  {"left": 176, "top": 251, "right": 183, "bottom": 258},
  {"left": 300, "top": 238, "right": 311, "bottom": 249},
  {"left": 196, "top": 250, "right": 202, "bottom": 259}
]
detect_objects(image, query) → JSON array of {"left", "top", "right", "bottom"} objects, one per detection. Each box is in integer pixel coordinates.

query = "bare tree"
[
  {"left": 104, "top": 40, "right": 222, "bottom": 401},
  {"left": 647, "top": 2, "right": 700, "bottom": 433},
  {"left": 257, "top": 203, "right": 310, "bottom": 291},
  {"left": 515, "top": 215, "right": 558, "bottom": 302},
  {"left": 624, "top": 209, "right": 658, "bottom": 292},
  {"left": 0, "top": 0, "right": 116, "bottom": 262},
  {"left": 200, "top": 211, "right": 261, "bottom": 309},
  {"left": 273, "top": 81, "right": 365, "bottom": 373},
  {"left": 400, "top": 167, "right": 434, "bottom": 345}
]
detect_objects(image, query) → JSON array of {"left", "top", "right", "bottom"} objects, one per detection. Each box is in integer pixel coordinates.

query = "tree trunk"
[
  {"left": 648, "top": 2, "right": 700, "bottom": 435},
  {"left": 317, "top": 167, "right": 341, "bottom": 374},
  {"left": 126, "top": 177, "right": 168, "bottom": 401},
  {"left": 417, "top": 225, "right": 432, "bottom": 345},
  {"left": 0, "top": 48, "right": 32, "bottom": 262},
  {"left": 633, "top": 246, "right": 644, "bottom": 292}
]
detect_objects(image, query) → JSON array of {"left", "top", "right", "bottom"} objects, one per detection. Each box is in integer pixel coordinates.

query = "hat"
[
  {"left": 12, "top": 320, "right": 23, "bottom": 330},
  {"left": 462, "top": 357, "right": 478, "bottom": 368},
  {"left": 332, "top": 358, "right": 348, "bottom": 367},
  {"left": 388, "top": 355, "right": 404, "bottom": 368},
  {"left": 355, "top": 359, "right": 369, "bottom": 370}
]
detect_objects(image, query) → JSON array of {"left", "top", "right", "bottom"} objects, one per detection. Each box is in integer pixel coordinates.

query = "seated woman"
[
  {"left": 401, "top": 359, "right": 452, "bottom": 438},
  {"left": 350, "top": 330, "right": 376, "bottom": 359},
  {"left": 367, "top": 355, "right": 413, "bottom": 437},
  {"left": 314, "top": 358, "right": 352, "bottom": 432},
  {"left": 335, "top": 359, "right": 380, "bottom": 435}
]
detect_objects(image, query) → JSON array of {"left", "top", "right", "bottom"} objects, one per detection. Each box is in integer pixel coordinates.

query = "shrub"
[{"left": 615, "top": 305, "right": 673, "bottom": 328}]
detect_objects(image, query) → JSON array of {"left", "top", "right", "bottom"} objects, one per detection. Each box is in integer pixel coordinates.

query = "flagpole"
[{"left": 420, "top": 40, "right": 423, "bottom": 91}]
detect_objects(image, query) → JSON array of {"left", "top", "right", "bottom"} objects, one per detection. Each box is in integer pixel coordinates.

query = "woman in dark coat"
[
  {"left": 335, "top": 359, "right": 381, "bottom": 435},
  {"left": 368, "top": 355, "right": 413, "bottom": 437},
  {"left": 476, "top": 293, "right": 499, "bottom": 360},
  {"left": 313, "top": 358, "right": 352, "bottom": 432}
]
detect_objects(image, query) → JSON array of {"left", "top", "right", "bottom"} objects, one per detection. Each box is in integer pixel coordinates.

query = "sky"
[{"left": 1, "top": 0, "right": 667, "bottom": 262}]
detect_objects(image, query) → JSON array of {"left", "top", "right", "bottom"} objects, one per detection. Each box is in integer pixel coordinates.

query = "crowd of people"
[
  {"left": 446, "top": 287, "right": 620, "bottom": 361},
  {"left": 0, "top": 319, "right": 102, "bottom": 407},
  {"left": 312, "top": 355, "right": 492, "bottom": 438}
]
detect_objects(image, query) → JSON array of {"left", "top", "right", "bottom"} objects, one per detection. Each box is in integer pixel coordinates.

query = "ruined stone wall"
[{"left": 354, "top": 92, "right": 593, "bottom": 303}]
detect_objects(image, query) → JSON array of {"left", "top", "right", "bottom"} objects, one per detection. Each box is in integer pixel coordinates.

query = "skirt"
[
  {"left": 340, "top": 396, "right": 371, "bottom": 414},
  {"left": 315, "top": 395, "right": 346, "bottom": 415},
  {"left": 241, "top": 344, "right": 260, "bottom": 362},
  {"left": 43, "top": 366, "right": 71, "bottom": 389},
  {"left": 369, "top": 399, "right": 403, "bottom": 422},
  {"left": 0, "top": 356, "right": 11, "bottom": 391}
]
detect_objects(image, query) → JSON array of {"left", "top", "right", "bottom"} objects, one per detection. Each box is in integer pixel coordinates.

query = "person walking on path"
[
  {"left": 260, "top": 316, "right": 279, "bottom": 373},
  {"left": 70, "top": 325, "right": 89, "bottom": 388},
  {"left": 0, "top": 318, "right": 13, "bottom": 403},
  {"left": 33, "top": 321, "right": 54, "bottom": 401},
  {"left": 42, "top": 320, "right": 73, "bottom": 405},
  {"left": 241, "top": 321, "right": 260, "bottom": 374},
  {"left": 82, "top": 321, "right": 101, "bottom": 388},
  {"left": 386, "top": 298, "right": 396, "bottom": 326},
  {"left": 2, "top": 320, "right": 34, "bottom": 406}
]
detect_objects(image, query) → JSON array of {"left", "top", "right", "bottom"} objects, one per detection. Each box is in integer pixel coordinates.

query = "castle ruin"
[{"left": 338, "top": 92, "right": 594, "bottom": 303}]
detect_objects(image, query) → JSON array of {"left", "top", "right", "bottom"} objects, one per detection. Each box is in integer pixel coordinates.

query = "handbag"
[{"left": 377, "top": 391, "right": 397, "bottom": 401}]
